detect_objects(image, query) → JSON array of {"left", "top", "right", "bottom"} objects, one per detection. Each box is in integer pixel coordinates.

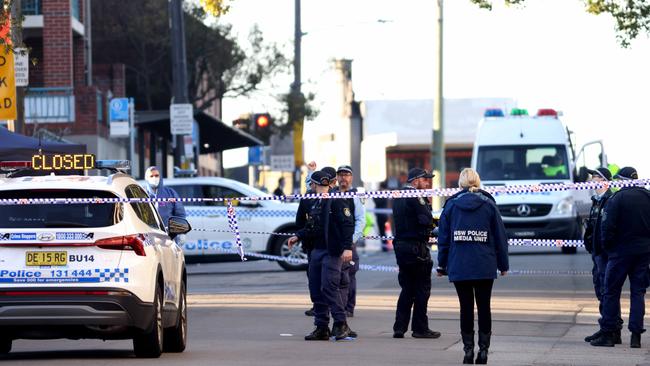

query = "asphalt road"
[{"left": 4, "top": 248, "right": 650, "bottom": 365}]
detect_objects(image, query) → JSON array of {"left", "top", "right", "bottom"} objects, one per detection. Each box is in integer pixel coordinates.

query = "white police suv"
[
  {"left": 159, "top": 177, "right": 305, "bottom": 271},
  {"left": 0, "top": 154, "right": 191, "bottom": 358}
]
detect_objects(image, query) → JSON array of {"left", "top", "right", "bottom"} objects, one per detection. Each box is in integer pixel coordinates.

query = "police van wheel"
[
  {"left": 274, "top": 235, "right": 308, "bottom": 271},
  {"left": 164, "top": 281, "right": 188, "bottom": 353},
  {"left": 133, "top": 285, "right": 164, "bottom": 358},
  {"left": 0, "top": 337, "right": 11, "bottom": 354}
]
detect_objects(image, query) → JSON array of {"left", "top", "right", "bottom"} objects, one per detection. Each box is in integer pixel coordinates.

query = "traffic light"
[{"left": 252, "top": 113, "right": 273, "bottom": 145}]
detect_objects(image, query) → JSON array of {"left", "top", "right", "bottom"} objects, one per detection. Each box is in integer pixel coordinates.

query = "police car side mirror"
[{"left": 168, "top": 216, "right": 192, "bottom": 238}]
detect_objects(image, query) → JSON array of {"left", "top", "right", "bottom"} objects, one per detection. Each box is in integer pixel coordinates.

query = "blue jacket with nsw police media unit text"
[{"left": 437, "top": 189, "right": 509, "bottom": 282}]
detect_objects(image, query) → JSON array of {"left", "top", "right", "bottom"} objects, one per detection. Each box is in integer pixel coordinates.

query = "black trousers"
[
  {"left": 393, "top": 261, "right": 433, "bottom": 333},
  {"left": 453, "top": 279, "right": 494, "bottom": 334}
]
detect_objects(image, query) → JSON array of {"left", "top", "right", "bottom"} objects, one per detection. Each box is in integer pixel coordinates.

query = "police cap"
[
  {"left": 614, "top": 166, "right": 638, "bottom": 180},
  {"left": 407, "top": 168, "right": 434, "bottom": 182},
  {"left": 322, "top": 166, "right": 337, "bottom": 180},
  {"left": 311, "top": 171, "right": 331, "bottom": 186},
  {"left": 587, "top": 167, "right": 612, "bottom": 181}
]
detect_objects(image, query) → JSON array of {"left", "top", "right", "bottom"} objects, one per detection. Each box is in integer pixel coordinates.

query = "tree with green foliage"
[
  {"left": 91, "top": 0, "right": 288, "bottom": 111},
  {"left": 470, "top": 0, "right": 650, "bottom": 47}
]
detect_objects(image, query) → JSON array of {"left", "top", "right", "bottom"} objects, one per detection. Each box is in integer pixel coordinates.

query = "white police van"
[
  {"left": 159, "top": 177, "right": 305, "bottom": 271},
  {"left": 0, "top": 154, "right": 191, "bottom": 358},
  {"left": 472, "top": 108, "right": 605, "bottom": 253}
]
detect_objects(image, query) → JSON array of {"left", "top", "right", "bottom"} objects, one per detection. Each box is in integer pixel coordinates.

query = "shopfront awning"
[{"left": 135, "top": 110, "right": 262, "bottom": 153}]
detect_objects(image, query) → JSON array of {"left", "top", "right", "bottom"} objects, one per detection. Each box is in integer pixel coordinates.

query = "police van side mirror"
[
  {"left": 574, "top": 167, "right": 589, "bottom": 183},
  {"left": 168, "top": 216, "right": 191, "bottom": 238}
]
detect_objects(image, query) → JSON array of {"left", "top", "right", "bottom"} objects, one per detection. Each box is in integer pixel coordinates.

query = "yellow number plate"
[{"left": 26, "top": 251, "right": 68, "bottom": 266}]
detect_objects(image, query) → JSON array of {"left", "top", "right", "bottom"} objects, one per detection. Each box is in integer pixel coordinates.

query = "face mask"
[{"left": 147, "top": 176, "right": 160, "bottom": 188}]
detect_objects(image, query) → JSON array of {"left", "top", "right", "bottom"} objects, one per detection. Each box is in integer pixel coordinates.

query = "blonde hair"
[{"left": 458, "top": 168, "right": 481, "bottom": 192}]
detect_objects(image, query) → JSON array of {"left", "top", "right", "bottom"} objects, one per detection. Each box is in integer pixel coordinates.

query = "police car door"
[
  {"left": 169, "top": 185, "right": 206, "bottom": 257},
  {"left": 126, "top": 185, "right": 178, "bottom": 307},
  {"left": 200, "top": 185, "right": 243, "bottom": 255}
]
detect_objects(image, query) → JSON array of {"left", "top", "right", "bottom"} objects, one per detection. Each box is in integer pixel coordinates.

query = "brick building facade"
[{"left": 21, "top": 0, "right": 127, "bottom": 161}]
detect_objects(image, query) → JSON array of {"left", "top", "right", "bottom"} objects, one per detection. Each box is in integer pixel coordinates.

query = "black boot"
[
  {"left": 590, "top": 331, "right": 615, "bottom": 347},
  {"left": 461, "top": 331, "right": 475, "bottom": 364},
  {"left": 475, "top": 332, "right": 490, "bottom": 364},
  {"left": 331, "top": 322, "right": 351, "bottom": 340},
  {"left": 631, "top": 332, "right": 641, "bottom": 348},
  {"left": 584, "top": 330, "right": 602, "bottom": 342},
  {"left": 304, "top": 326, "right": 330, "bottom": 341},
  {"left": 614, "top": 329, "right": 622, "bottom": 345}
]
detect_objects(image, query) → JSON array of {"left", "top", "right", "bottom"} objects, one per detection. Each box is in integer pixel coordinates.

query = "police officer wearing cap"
[
  {"left": 321, "top": 166, "right": 338, "bottom": 190},
  {"left": 288, "top": 170, "right": 356, "bottom": 341},
  {"left": 591, "top": 167, "right": 650, "bottom": 348},
  {"left": 297, "top": 173, "right": 318, "bottom": 317},
  {"left": 333, "top": 164, "right": 365, "bottom": 318},
  {"left": 391, "top": 167, "right": 441, "bottom": 339},
  {"left": 583, "top": 167, "right": 623, "bottom": 344}
]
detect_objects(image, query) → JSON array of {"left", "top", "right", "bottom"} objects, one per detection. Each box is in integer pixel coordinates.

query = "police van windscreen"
[
  {"left": 0, "top": 190, "right": 123, "bottom": 228},
  {"left": 477, "top": 145, "right": 570, "bottom": 181}
]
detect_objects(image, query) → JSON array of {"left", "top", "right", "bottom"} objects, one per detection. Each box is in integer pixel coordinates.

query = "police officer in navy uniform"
[
  {"left": 297, "top": 173, "right": 317, "bottom": 317},
  {"left": 591, "top": 167, "right": 650, "bottom": 348},
  {"left": 288, "top": 170, "right": 356, "bottom": 341},
  {"left": 583, "top": 167, "right": 623, "bottom": 344},
  {"left": 391, "top": 168, "right": 441, "bottom": 339},
  {"left": 333, "top": 165, "right": 365, "bottom": 318}
]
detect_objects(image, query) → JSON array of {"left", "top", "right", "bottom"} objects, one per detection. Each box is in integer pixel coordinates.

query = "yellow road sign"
[{"left": 0, "top": 51, "right": 16, "bottom": 120}]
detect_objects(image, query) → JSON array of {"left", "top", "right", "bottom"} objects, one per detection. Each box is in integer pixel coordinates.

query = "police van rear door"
[{"left": 0, "top": 189, "right": 125, "bottom": 286}]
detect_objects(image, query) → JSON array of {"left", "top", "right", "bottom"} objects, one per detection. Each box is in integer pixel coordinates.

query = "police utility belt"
[{"left": 394, "top": 238, "right": 432, "bottom": 262}]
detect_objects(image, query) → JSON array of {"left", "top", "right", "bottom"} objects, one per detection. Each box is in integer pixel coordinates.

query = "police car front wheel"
[
  {"left": 0, "top": 337, "right": 11, "bottom": 354},
  {"left": 133, "top": 284, "right": 164, "bottom": 358}
]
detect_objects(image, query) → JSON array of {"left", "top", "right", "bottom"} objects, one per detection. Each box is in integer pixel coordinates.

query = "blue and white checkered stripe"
[{"left": 95, "top": 268, "right": 129, "bottom": 283}]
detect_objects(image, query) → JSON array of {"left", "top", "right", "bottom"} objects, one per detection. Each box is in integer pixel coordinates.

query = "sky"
[{"left": 217, "top": 0, "right": 650, "bottom": 175}]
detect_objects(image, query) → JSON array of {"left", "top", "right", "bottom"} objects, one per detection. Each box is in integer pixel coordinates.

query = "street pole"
[
  {"left": 169, "top": 0, "right": 188, "bottom": 172},
  {"left": 290, "top": 0, "right": 305, "bottom": 194},
  {"left": 11, "top": 0, "right": 24, "bottom": 135},
  {"left": 431, "top": 0, "right": 445, "bottom": 208}
]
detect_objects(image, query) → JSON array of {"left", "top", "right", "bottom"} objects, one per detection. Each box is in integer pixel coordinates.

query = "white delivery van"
[{"left": 471, "top": 108, "right": 605, "bottom": 253}]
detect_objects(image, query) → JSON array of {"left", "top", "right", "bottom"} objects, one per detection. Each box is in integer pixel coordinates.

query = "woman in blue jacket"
[{"left": 437, "top": 168, "right": 509, "bottom": 364}]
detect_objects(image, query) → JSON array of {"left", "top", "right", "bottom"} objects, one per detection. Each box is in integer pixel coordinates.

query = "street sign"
[
  {"left": 170, "top": 103, "right": 193, "bottom": 135},
  {"left": 109, "top": 98, "right": 129, "bottom": 137},
  {"left": 248, "top": 146, "right": 263, "bottom": 165},
  {"left": 109, "top": 98, "right": 129, "bottom": 121},
  {"left": 14, "top": 48, "right": 28, "bottom": 87},
  {"left": 271, "top": 155, "right": 294, "bottom": 172},
  {"left": 0, "top": 51, "right": 16, "bottom": 120}
]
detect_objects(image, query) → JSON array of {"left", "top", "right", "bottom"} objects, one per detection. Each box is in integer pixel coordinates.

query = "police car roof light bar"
[{"left": 95, "top": 160, "right": 131, "bottom": 171}]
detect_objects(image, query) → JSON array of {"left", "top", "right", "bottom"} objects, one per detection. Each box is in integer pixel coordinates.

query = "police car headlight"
[{"left": 556, "top": 197, "right": 574, "bottom": 216}]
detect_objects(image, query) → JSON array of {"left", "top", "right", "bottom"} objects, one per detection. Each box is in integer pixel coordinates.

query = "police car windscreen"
[
  {"left": 0, "top": 190, "right": 123, "bottom": 229},
  {"left": 477, "top": 145, "right": 570, "bottom": 181}
]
